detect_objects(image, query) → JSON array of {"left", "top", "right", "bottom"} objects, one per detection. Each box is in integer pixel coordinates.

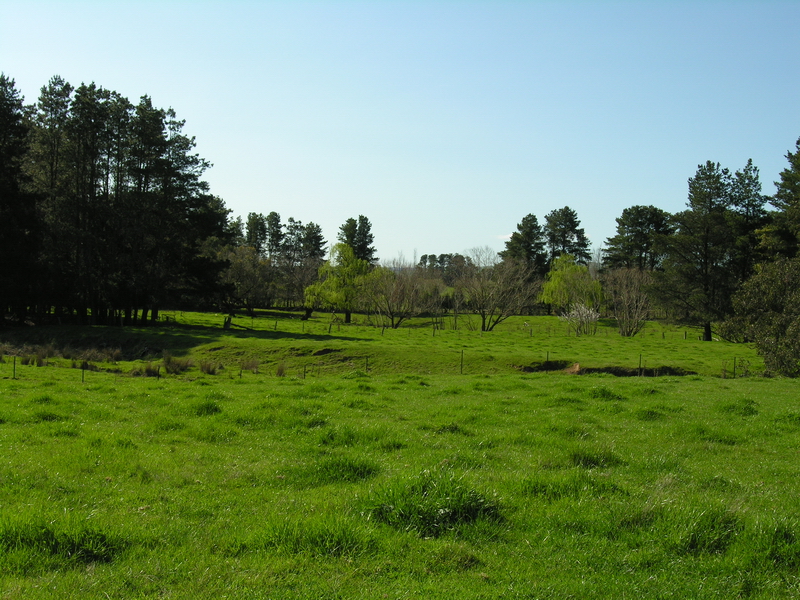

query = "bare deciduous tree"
[
  {"left": 603, "top": 268, "right": 652, "bottom": 337},
  {"left": 365, "top": 259, "right": 442, "bottom": 328},
  {"left": 458, "top": 247, "right": 541, "bottom": 332}
]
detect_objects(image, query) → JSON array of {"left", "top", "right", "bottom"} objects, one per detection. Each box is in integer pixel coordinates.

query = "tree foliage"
[
  {"left": 603, "top": 205, "right": 672, "bottom": 270},
  {"left": 7, "top": 75, "right": 235, "bottom": 324},
  {"left": 500, "top": 213, "right": 547, "bottom": 275},
  {"left": 338, "top": 215, "right": 377, "bottom": 264},
  {"left": 544, "top": 207, "right": 591, "bottom": 265},
  {"left": 245, "top": 212, "right": 267, "bottom": 255},
  {"left": 653, "top": 160, "right": 766, "bottom": 341},
  {"left": 760, "top": 138, "right": 800, "bottom": 258},
  {"left": 304, "top": 244, "right": 371, "bottom": 323},
  {"left": 0, "top": 74, "right": 39, "bottom": 318},
  {"left": 727, "top": 258, "right": 800, "bottom": 376},
  {"left": 540, "top": 254, "right": 602, "bottom": 313}
]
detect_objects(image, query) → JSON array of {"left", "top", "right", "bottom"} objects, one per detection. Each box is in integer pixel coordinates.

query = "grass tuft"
[
  {"left": 674, "top": 508, "right": 743, "bottom": 555},
  {"left": 303, "top": 455, "right": 381, "bottom": 485},
  {"left": 33, "top": 410, "right": 65, "bottom": 423},
  {"left": 367, "top": 467, "right": 502, "bottom": 537},
  {"left": 519, "top": 469, "right": 625, "bottom": 500},
  {"left": 163, "top": 351, "right": 192, "bottom": 374},
  {"left": 588, "top": 385, "right": 625, "bottom": 401},
  {"left": 433, "top": 422, "right": 473, "bottom": 436},
  {"left": 231, "top": 516, "right": 375, "bottom": 557},
  {"left": 30, "top": 394, "right": 54, "bottom": 404},
  {"left": 199, "top": 361, "right": 218, "bottom": 375},
  {"left": 719, "top": 398, "right": 759, "bottom": 417},
  {"left": 194, "top": 400, "right": 222, "bottom": 416},
  {"left": 569, "top": 447, "right": 625, "bottom": 469},
  {"left": 0, "top": 520, "right": 129, "bottom": 572},
  {"left": 342, "top": 370, "right": 369, "bottom": 379}
]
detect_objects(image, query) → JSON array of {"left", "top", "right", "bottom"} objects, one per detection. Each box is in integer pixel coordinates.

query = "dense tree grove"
[
  {"left": 1, "top": 75, "right": 236, "bottom": 324},
  {"left": 4, "top": 74, "right": 800, "bottom": 372}
]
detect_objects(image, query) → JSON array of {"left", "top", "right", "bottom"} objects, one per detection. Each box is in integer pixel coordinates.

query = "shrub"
[
  {"left": 726, "top": 257, "right": 800, "bottom": 376},
  {"left": 559, "top": 303, "right": 600, "bottom": 336}
]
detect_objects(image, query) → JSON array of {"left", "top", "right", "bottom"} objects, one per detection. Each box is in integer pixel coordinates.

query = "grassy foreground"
[{"left": 1, "top": 313, "right": 799, "bottom": 598}]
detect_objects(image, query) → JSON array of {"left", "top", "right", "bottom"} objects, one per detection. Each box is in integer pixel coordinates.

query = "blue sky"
[{"left": 3, "top": 1, "right": 799, "bottom": 262}]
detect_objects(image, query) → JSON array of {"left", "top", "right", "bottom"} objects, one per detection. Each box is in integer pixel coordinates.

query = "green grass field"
[{"left": 2, "top": 313, "right": 798, "bottom": 598}]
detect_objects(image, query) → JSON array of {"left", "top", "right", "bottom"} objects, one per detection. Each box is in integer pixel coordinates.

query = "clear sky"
[{"left": 3, "top": 1, "right": 799, "bottom": 263}]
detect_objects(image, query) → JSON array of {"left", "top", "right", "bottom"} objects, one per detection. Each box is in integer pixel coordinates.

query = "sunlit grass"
[{"left": 0, "top": 313, "right": 797, "bottom": 598}]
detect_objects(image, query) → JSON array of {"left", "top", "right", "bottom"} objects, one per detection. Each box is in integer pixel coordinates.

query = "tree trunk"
[
  {"left": 344, "top": 310, "right": 352, "bottom": 324},
  {"left": 703, "top": 321, "right": 712, "bottom": 341}
]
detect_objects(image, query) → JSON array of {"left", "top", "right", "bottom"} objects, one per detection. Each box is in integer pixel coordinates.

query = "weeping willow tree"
[{"left": 540, "top": 254, "right": 602, "bottom": 335}]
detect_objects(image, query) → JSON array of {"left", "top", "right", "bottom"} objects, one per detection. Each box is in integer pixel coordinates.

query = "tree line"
[
  {"left": 3, "top": 75, "right": 800, "bottom": 374},
  {"left": 1, "top": 74, "right": 235, "bottom": 324}
]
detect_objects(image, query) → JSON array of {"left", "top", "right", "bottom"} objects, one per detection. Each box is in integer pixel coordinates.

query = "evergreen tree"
[
  {"left": 21, "top": 76, "right": 231, "bottom": 323},
  {"left": 338, "top": 215, "right": 377, "bottom": 264},
  {"left": 603, "top": 205, "right": 672, "bottom": 270},
  {"left": 245, "top": 212, "right": 267, "bottom": 255},
  {"left": 653, "top": 161, "right": 741, "bottom": 340},
  {"left": 727, "top": 257, "right": 800, "bottom": 376},
  {"left": 760, "top": 137, "right": 800, "bottom": 257},
  {"left": 728, "top": 159, "right": 770, "bottom": 283},
  {"left": 265, "top": 211, "right": 283, "bottom": 258},
  {"left": 544, "top": 206, "right": 591, "bottom": 265},
  {"left": 0, "top": 74, "right": 39, "bottom": 317},
  {"left": 500, "top": 213, "right": 547, "bottom": 275}
]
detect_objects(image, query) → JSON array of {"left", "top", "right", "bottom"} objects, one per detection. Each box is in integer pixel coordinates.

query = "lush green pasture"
[
  {"left": 2, "top": 315, "right": 798, "bottom": 598},
  {"left": 0, "top": 311, "right": 764, "bottom": 379}
]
